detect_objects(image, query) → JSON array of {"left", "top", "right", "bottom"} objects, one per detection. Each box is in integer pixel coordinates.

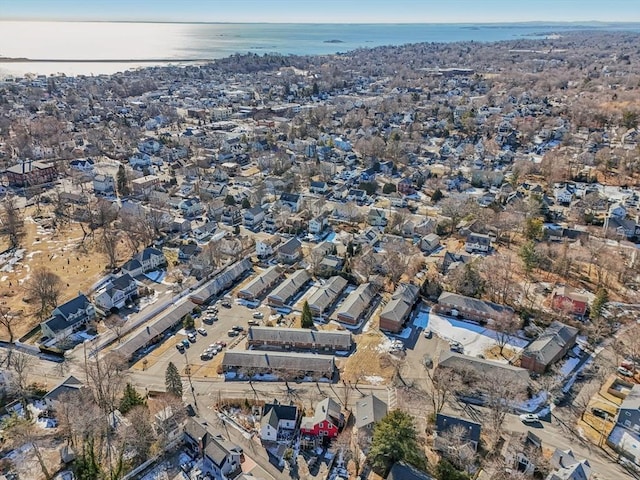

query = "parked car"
[
  {"left": 181, "top": 339, "right": 190, "bottom": 348},
  {"left": 216, "top": 341, "right": 227, "bottom": 347},
  {"left": 450, "top": 342, "right": 464, "bottom": 353},
  {"left": 252, "top": 312, "right": 264, "bottom": 319},
  {"left": 227, "top": 330, "right": 239, "bottom": 337},
  {"left": 176, "top": 343, "right": 185, "bottom": 352},
  {"left": 202, "top": 316, "right": 214, "bottom": 325},
  {"left": 424, "top": 329, "right": 432, "bottom": 339},
  {"left": 197, "top": 327, "right": 207, "bottom": 336},
  {"left": 248, "top": 320, "right": 259, "bottom": 326},
  {"left": 617, "top": 366, "right": 634, "bottom": 377},
  {"left": 200, "top": 352, "right": 213, "bottom": 361},
  {"left": 591, "top": 408, "right": 609, "bottom": 419},
  {"left": 232, "top": 325, "right": 244, "bottom": 332},
  {"left": 519, "top": 414, "right": 539, "bottom": 423},
  {"left": 221, "top": 300, "right": 232, "bottom": 308},
  {"left": 187, "top": 333, "right": 197, "bottom": 343}
]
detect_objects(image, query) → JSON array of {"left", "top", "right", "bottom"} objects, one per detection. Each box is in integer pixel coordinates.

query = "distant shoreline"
[{"left": 0, "top": 57, "right": 212, "bottom": 64}]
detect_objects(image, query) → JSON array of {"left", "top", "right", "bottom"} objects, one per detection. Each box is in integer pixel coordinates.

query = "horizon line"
[{"left": 3, "top": 18, "right": 640, "bottom": 25}]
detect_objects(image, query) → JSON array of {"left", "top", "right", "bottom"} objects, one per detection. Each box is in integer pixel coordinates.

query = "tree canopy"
[
  {"left": 368, "top": 410, "right": 426, "bottom": 475},
  {"left": 165, "top": 362, "right": 183, "bottom": 398},
  {"left": 301, "top": 300, "right": 313, "bottom": 329}
]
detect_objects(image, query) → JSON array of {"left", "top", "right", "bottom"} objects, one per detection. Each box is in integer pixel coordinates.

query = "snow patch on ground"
[
  {"left": 364, "top": 375, "right": 384, "bottom": 385},
  {"left": 516, "top": 391, "right": 548, "bottom": 413},
  {"left": 558, "top": 356, "right": 581, "bottom": 377},
  {"left": 427, "top": 312, "right": 528, "bottom": 357},
  {"left": 413, "top": 309, "right": 429, "bottom": 329},
  {"left": 0, "top": 248, "right": 25, "bottom": 273},
  {"left": 376, "top": 337, "right": 404, "bottom": 354}
]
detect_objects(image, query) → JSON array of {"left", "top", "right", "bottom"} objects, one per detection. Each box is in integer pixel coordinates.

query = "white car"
[
  {"left": 618, "top": 366, "right": 634, "bottom": 377},
  {"left": 519, "top": 414, "right": 539, "bottom": 423}
]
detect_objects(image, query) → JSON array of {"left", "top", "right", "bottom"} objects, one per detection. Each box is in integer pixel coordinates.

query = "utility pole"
[{"left": 184, "top": 351, "right": 198, "bottom": 413}]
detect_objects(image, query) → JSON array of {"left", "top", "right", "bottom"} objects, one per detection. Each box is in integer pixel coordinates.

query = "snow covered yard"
[{"left": 427, "top": 311, "right": 528, "bottom": 358}]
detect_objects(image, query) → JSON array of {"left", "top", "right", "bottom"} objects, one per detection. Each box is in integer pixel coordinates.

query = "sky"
[{"left": 1, "top": 0, "right": 639, "bottom": 23}]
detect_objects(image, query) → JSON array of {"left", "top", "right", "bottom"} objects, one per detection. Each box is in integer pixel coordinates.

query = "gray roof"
[
  {"left": 467, "top": 232, "right": 491, "bottom": 245},
  {"left": 335, "top": 283, "right": 376, "bottom": 322},
  {"left": 435, "top": 413, "right": 481, "bottom": 444},
  {"left": 247, "top": 326, "right": 352, "bottom": 350},
  {"left": 302, "top": 397, "right": 342, "bottom": 429},
  {"left": 437, "top": 291, "right": 514, "bottom": 318},
  {"left": 43, "top": 375, "right": 84, "bottom": 402},
  {"left": 115, "top": 301, "right": 195, "bottom": 359},
  {"left": 621, "top": 384, "right": 640, "bottom": 411},
  {"left": 261, "top": 402, "right": 298, "bottom": 429},
  {"left": 55, "top": 294, "right": 92, "bottom": 319},
  {"left": 189, "top": 258, "right": 251, "bottom": 304},
  {"left": 522, "top": 321, "right": 578, "bottom": 367},
  {"left": 438, "top": 350, "right": 529, "bottom": 384},
  {"left": 267, "top": 270, "right": 310, "bottom": 305},
  {"left": 110, "top": 273, "right": 136, "bottom": 291},
  {"left": 278, "top": 237, "right": 302, "bottom": 256},
  {"left": 307, "top": 276, "right": 348, "bottom": 313},
  {"left": 387, "top": 462, "right": 433, "bottom": 480},
  {"left": 379, "top": 283, "right": 420, "bottom": 324},
  {"left": 239, "top": 265, "right": 282, "bottom": 298},
  {"left": 222, "top": 351, "right": 335, "bottom": 374},
  {"left": 355, "top": 393, "right": 387, "bottom": 429}
]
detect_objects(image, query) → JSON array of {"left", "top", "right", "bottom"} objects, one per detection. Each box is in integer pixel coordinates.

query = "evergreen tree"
[
  {"left": 119, "top": 383, "right": 145, "bottom": 414},
  {"left": 301, "top": 301, "right": 313, "bottom": 329},
  {"left": 116, "top": 164, "right": 129, "bottom": 196},
  {"left": 368, "top": 410, "right": 426, "bottom": 475},
  {"left": 241, "top": 197, "right": 251, "bottom": 209},
  {"left": 183, "top": 314, "right": 195, "bottom": 330},
  {"left": 165, "top": 362, "right": 183, "bottom": 398},
  {"left": 519, "top": 240, "right": 539, "bottom": 276},
  {"left": 431, "top": 188, "right": 444, "bottom": 203},
  {"left": 590, "top": 288, "right": 609, "bottom": 320},
  {"left": 224, "top": 194, "right": 236, "bottom": 206}
]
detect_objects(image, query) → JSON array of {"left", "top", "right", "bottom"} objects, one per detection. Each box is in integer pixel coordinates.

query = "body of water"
[{"left": 1, "top": 21, "right": 639, "bottom": 77}]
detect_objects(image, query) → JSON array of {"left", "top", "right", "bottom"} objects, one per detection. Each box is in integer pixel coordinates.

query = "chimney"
[{"left": 197, "top": 437, "right": 204, "bottom": 459}]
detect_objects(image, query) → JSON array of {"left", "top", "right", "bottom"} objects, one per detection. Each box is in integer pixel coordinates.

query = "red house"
[
  {"left": 300, "top": 398, "right": 343, "bottom": 439},
  {"left": 551, "top": 286, "right": 588, "bottom": 317}
]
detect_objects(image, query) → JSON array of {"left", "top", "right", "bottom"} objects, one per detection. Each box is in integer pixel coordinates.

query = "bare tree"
[
  {"left": 8, "top": 351, "right": 34, "bottom": 419},
  {"left": 437, "top": 424, "right": 477, "bottom": 473},
  {"left": 0, "top": 195, "right": 25, "bottom": 248},
  {"left": 98, "top": 228, "right": 120, "bottom": 269},
  {"left": 6, "top": 417, "right": 52, "bottom": 480},
  {"left": 492, "top": 312, "right": 522, "bottom": 357},
  {"left": 481, "top": 371, "right": 527, "bottom": 449},
  {"left": 424, "top": 362, "right": 461, "bottom": 415},
  {"left": 0, "top": 306, "right": 20, "bottom": 343},
  {"left": 25, "top": 267, "right": 62, "bottom": 319},
  {"left": 104, "top": 314, "right": 127, "bottom": 343}
]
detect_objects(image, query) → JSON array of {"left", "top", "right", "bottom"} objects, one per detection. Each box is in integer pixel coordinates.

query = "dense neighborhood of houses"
[{"left": 0, "top": 30, "right": 639, "bottom": 480}]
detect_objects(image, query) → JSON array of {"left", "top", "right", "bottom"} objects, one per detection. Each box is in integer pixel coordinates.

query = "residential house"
[
  {"left": 221, "top": 206, "right": 242, "bottom": 226},
  {"left": 355, "top": 394, "right": 388, "bottom": 431},
  {"left": 256, "top": 236, "right": 282, "bottom": 258},
  {"left": 420, "top": 233, "right": 441, "bottom": 253},
  {"left": 183, "top": 418, "right": 243, "bottom": 479},
  {"left": 379, "top": 283, "right": 420, "bottom": 333},
  {"left": 347, "top": 188, "right": 367, "bottom": 203},
  {"left": 368, "top": 208, "right": 388, "bottom": 227},
  {"left": 310, "top": 181, "right": 328, "bottom": 195},
  {"left": 300, "top": 398, "right": 344, "bottom": 439},
  {"left": 267, "top": 270, "right": 310, "bottom": 306},
  {"left": 441, "top": 252, "right": 472, "bottom": 273},
  {"left": 307, "top": 276, "right": 348, "bottom": 316},
  {"left": 501, "top": 431, "right": 543, "bottom": 477},
  {"left": 93, "top": 273, "right": 138, "bottom": 314},
  {"left": 605, "top": 216, "right": 640, "bottom": 240},
  {"left": 386, "top": 462, "right": 434, "bottom": 480},
  {"left": 608, "top": 202, "right": 627, "bottom": 219},
  {"left": 5, "top": 160, "right": 57, "bottom": 187},
  {"left": 309, "top": 214, "right": 329, "bottom": 235},
  {"left": 465, "top": 232, "right": 491, "bottom": 253},
  {"left": 179, "top": 197, "right": 204, "bottom": 218},
  {"left": 397, "top": 177, "right": 415, "bottom": 195},
  {"left": 608, "top": 385, "right": 640, "bottom": 466},
  {"left": 69, "top": 158, "right": 95, "bottom": 172},
  {"left": 41, "top": 294, "right": 96, "bottom": 341},
  {"left": 178, "top": 243, "right": 201, "bottom": 261},
  {"left": 221, "top": 351, "right": 335, "bottom": 381},
  {"left": 434, "top": 291, "right": 514, "bottom": 324},
  {"left": 260, "top": 401, "right": 298, "bottom": 442},
  {"left": 193, "top": 221, "right": 218, "bottom": 241},
  {"left": 121, "top": 247, "right": 166, "bottom": 277},
  {"left": 545, "top": 449, "right": 591, "bottom": 480},
  {"left": 520, "top": 321, "right": 579, "bottom": 374},
  {"left": 246, "top": 327, "right": 352, "bottom": 353},
  {"left": 131, "top": 174, "right": 160, "bottom": 196},
  {"left": 437, "top": 350, "right": 530, "bottom": 386},
  {"left": 237, "top": 266, "right": 283, "bottom": 300},
  {"left": 356, "top": 227, "right": 382, "bottom": 246},
  {"left": 434, "top": 413, "right": 482, "bottom": 456},
  {"left": 551, "top": 286, "right": 589, "bottom": 317},
  {"left": 93, "top": 174, "right": 116, "bottom": 195},
  {"left": 243, "top": 206, "right": 265, "bottom": 230},
  {"left": 277, "top": 237, "right": 302, "bottom": 264},
  {"left": 43, "top": 375, "right": 85, "bottom": 408},
  {"left": 279, "top": 192, "right": 302, "bottom": 212},
  {"left": 554, "top": 187, "right": 573, "bottom": 205},
  {"left": 335, "top": 282, "right": 377, "bottom": 326}
]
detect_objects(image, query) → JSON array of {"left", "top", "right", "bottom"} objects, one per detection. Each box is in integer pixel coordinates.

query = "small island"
[{"left": 323, "top": 39, "right": 345, "bottom": 43}]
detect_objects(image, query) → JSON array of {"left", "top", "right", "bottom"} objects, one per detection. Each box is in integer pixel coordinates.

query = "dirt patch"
[
  {"left": 484, "top": 345, "right": 519, "bottom": 362},
  {"left": 0, "top": 209, "right": 112, "bottom": 341},
  {"left": 341, "top": 331, "right": 395, "bottom": 384}
]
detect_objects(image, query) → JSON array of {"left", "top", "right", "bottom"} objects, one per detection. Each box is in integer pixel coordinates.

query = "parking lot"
[{"left": 131, "top": 296, "right": 276, "bottom": 380}]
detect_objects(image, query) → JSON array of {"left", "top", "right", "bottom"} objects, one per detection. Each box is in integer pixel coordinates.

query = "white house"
[
  {"left": 179, "top": 198, "right": 204, "bottom": 218},
  {"left": 121, "top": 247, "right": 166, "bottom": 277},
  {"left": 93, "top": 273, "right": 138, "bottom": 314},
  {"left": 40, "top": 294, "right": 97, "bottom": 341},
  {"left": 309, "top": 214, "right": 328, "bottom": 234},
  {"left": 465, "top": 232, "right": 491, "bottom": 253},
  {"left": 256, "top": 237, "right": 282, "bottom": 258},
  {"left": 554, "top": 186, "right": 573, "bottom": 204},
  {"left": 93, "top": 174, "right": 115, "bottom": 195},
  {"left": 259, "top": 402, "right": 298, "bottom": 442},
  {"left": 279, "top": 192, "right": 302, "bottom": 213},
  {"left": 69, "top": 158, "right": 95, "bottom": 173},
  {"left": 243, "top": 207, "right": 265, "bottom": 230},
  {"left": 193, "top": 221, "right": 218, "bottom": 241}
]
